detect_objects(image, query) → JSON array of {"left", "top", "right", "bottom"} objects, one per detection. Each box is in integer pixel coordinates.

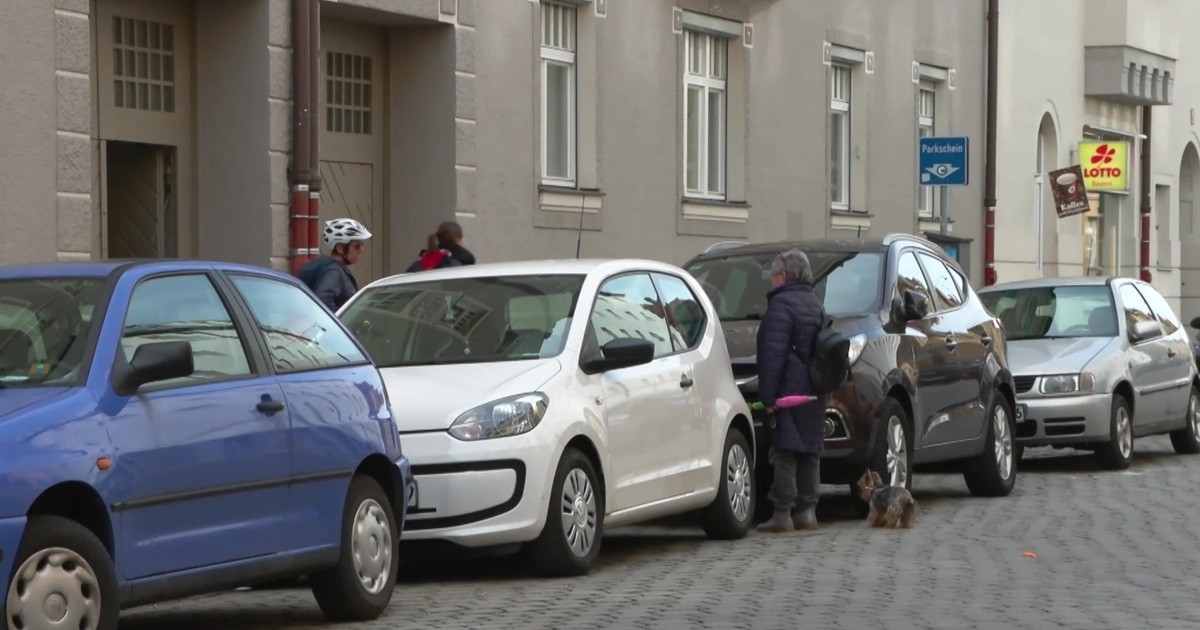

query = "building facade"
[
  {"left": 0, "top": 0, "right": 986, "bottom": 287},
  {"left": 994, "top": 0, "right": 1199, "bottom": 320}
]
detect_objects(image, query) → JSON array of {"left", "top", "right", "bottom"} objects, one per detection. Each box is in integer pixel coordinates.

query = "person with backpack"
[
  {"left": 298, "top": 218, "right": 372, "bottom": 311},
  {"left": 405, "top": 221, "right": 477, "bottom": 272},
  {"left": 755, "top": 248, "right": 847, "bottom": 533}
]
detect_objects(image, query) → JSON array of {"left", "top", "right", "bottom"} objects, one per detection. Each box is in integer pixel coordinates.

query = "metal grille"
[
  {"left": 325, "top": 51, "right": 373, "bottom": 135},
  {"left": 541, "top": 2, "right": 576, "bottom": 52},
  {"left": 112, "top": 16, "right": 176, "bottom": 112},
  {"left": 1014, "top": 376, "right": 1037, "bottom": 394}
]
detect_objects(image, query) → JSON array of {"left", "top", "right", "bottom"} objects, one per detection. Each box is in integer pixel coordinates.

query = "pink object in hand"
[{"left": 775, "top": 395, "right": 817, "bottom": 408}]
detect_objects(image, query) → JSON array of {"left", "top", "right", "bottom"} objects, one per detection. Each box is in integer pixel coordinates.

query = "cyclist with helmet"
[{"left": 298, "top": 218, "right": 371, "bottom": 311}]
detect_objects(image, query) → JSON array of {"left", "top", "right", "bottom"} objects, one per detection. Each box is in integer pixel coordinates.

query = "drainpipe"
[
  {"left": 983, "top": 0, "right": 999, "bottom": 286},
  {"left": 289, "top": 0, "right": 313, "bottom": 275},
  {"left": 1140, "top": 105, "right": 1152, "bottom": 283},
  {"left": 308, "top": 0, "right": 323, "bottom": 261}
]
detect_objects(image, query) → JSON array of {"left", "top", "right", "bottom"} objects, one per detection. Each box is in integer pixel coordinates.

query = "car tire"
[
  {"left": 964, "top": 393, "right": 1017, "bottom": 497},
  {"left": 1095, "top": 395, "right": 1134, "bottom": 470},
  {"left": 701, "top": 429, "right": 755, "bottom": 540},
  {"left": 528, "top": 448, "right": 604, "bottom": 577},
  {"left": 3, "top": 515, "right": 118, "bottom": 630},
  {"left": 1169, "top": 385, "right": 1200, "bottom": 455},
  {"left": 855, "top": 397, "right": 913, "bottom": 517},
  {"left": 311, "top": 475, "right": 399, "bottom": 621},
  {"left": 1013, "top": 443, "right": 1025, "bottom": 465}
]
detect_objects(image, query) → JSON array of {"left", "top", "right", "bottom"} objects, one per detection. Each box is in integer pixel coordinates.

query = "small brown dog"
[{"left": 856, "top": 469, "right": 917, "bottom": 528}]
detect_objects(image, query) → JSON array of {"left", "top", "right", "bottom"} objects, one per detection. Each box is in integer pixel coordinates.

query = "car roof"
[
  {"left": 0, "top": 259, "right": 298, "bottom": 282},
  {"left": 686, "top": 233, "right": 934, "bottom": 263},
  {"left": 363, "top": 259, "right": 687, "bottom": 290},
  {"left": 977, "top": 276, "right": 1117, "bottom": 293}
]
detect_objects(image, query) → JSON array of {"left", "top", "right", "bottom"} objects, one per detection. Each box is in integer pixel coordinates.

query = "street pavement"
[{"left": 121, "top": 435, "right": 1200, "bottom": 629}]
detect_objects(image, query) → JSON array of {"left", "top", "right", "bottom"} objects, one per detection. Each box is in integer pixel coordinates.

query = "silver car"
[{"left": 979, "top": 277, "right": 1200, "bottom": 469}]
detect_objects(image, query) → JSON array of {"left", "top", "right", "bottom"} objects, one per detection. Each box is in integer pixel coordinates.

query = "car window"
[
  {"left": 339, "top": 275, "right": 585, "bottom": 367},
  {"left": 589, "top": 274, "right": 677, "bottom": 359},
  {"left": 652, "top": 273, "right": 707, "bottom": 351},
  {"left": 120, "top": 274, "right": 252, "bottom": 388},
  {"left": 1133, "top": 285, "right": 1182, "bottom": 336},
  {"left": 1119, "top": 284, "right": 1160, "bottom": 339},
  {"left": 918, "top": 254, "right": 965, "bottom": 311},
  {"left": 229, "top": 274, "right": 367, "bottom": 373},
  {"left": 0, "top": 278, "right": 103, "bottom": 387},
  {"left": 980, "top": 285, "right": 1117, "bottom": 340},
  {"left": 896, "top": 252, "right": 931, "bottom": 301}
]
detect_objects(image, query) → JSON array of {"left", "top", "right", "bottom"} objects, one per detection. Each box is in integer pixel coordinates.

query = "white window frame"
[
  {"left": 540, "top": 1, "right": 577, "bottom": 186},
  {"left": 830, "top": 64, "right": 852, "bottom": 211},
  {"left": 917, "top": 83, "right": 937, "bottom": 218},
  {"left": 683, "top": 30, "right": 728, "bottom": 200}
]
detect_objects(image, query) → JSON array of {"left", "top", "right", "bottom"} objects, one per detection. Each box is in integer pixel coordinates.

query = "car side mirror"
[
  {"left": 1128, "top": 319, "right": 1163, "bottom": 344},
  {"left": 581, "top": 338, "right": 655, "bottom": 374},
  {"left": 1190, "top": 316, "right": 1200, "bottom": 330},
  {"left": 113, "top": 341, "right": 195, "bottom": 396},
  {"left": 902, "top": 290, "right": 930, "bottom": 321}
]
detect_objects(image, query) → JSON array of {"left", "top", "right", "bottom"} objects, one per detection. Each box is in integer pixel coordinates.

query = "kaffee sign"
[{"left": 1078, "top": 141, "right": 1129, "bottom": 192}]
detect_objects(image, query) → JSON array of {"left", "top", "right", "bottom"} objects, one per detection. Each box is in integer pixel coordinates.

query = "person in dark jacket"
[
  {"left": 756, "top": 248, "right": 827, "bottom": 533},
  {"left": 298, "top": 218, "right": 371, "bottom": 311},
  {"left": 406, "top": 221, "right": 477, "bottom": 272}
]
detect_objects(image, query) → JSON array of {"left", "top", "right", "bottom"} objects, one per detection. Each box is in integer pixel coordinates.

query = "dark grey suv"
[{"left": 685, "top": 234, "right": 1018, "bottom": 515}]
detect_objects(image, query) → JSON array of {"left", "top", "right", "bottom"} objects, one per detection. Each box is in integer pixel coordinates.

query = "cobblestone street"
[{"left": 120, "top": 436, "right": 1200, "bottom": 629}]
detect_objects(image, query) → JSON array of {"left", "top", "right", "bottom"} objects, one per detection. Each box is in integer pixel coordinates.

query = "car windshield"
[
  {"left": 685, "top": 251, "right": 884, "bottom": 320},
  {"left": 339, "top": 274, "right": 586, "bottom": 367},
  {"left": 979, "top": 285, "right": 1117, "bottom": 340},
  {"left": 0, "top": 278, "right": 103, "bottom": 387}
]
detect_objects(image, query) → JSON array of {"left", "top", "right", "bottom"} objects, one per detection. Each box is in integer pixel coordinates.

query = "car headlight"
[
  {"left": 847, "top": 334, "right": 867, "bottom": 366},
  {"left": 1040, "top": 373, "right": 1095, "bottom": 395},
  {"left": 449, "top": 393, "right": 549, "bottom": 441}
]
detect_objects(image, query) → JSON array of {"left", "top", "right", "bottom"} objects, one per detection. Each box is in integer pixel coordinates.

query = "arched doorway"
[
  {"left": 1180, "top": 143, "right": 1200, "bottom": 322},
  {"left": 1034, "top": 114, "right": 1059, "bottom": 276}
]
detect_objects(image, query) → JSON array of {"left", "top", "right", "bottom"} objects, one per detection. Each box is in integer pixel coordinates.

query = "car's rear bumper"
[
  {"left": 0, "top": 515, "right": 27, "bottom": 593},
  {"left": 1014, "top": 392, "right": 1112, "bottom": 445}
]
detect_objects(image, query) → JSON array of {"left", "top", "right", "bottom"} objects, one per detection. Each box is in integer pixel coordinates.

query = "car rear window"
[{"left": 685, "top": 251, "right": 884, "bottom": 320}]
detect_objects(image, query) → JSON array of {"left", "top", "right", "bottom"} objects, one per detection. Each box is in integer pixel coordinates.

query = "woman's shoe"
[{"left": 756, "top": 510, "right": 795, "bottom": 533}]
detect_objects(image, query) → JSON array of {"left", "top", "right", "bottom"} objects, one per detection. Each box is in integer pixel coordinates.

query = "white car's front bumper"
[
  {"left": 399, "top": 429, "right": 558, "bottom": 548},
  {"left": 1014, "top": 392, "right": 1113, "bottom": 445}
]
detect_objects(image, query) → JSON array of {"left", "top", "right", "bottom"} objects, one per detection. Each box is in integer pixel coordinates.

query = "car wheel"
[
  {"left": 3, "top": 516, "right": 118, "bottom": 630},
  {"left": 701, "top": 429, "right": 755, "bottom": 540},
  {"left": 964, "top": 394, "right": 1017, "bottom": 497},
  {"left": 528, "top": 448, "right": 604, "bottom": 577},
  {"left": 1169, "top": 385, "right": 1200, "bottom": 455},
  {"left": 855, "top": 398, "right": 913, "bottom": 517},
  {"left": 310, "top": 475, "right": 399, "bottom": 621},
  {"left": 1095, "top": 395, "right": 1134, "bottom": 470}
]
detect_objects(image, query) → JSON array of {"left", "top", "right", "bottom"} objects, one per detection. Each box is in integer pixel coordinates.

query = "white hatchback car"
[{"left": 338, "top": 260, "right": 756, "bottom": 575}]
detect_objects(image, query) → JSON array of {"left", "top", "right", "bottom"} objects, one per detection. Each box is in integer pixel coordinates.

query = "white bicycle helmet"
[{"left": 323, "top": 218, "right": 373, "bottom": 246}]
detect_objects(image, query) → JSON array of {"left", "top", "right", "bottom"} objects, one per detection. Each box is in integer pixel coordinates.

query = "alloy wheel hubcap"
[
  {"left": 994, "top": 406, "right": 1013, "bottom": 480},
  {"left": 726, "top": 443, "right": 752, "bottom": 522},
  {"left": 1191, "top": 395, "right": 1200, "bottom": 440},
  {"left": 6, "top": 547, "right": 101, "bottom": 630},
  {"left": 351, "top": 499, "right": 392, "bottom": 595},
  {"left": 1118, "top": 407, "right": 1132, "bottom": 459},
  {"left": 560, "top": 469, "right": 597, "bottom": 558},
  {"left": 886, "top": 415, "right": 908, "bottom": 487}
]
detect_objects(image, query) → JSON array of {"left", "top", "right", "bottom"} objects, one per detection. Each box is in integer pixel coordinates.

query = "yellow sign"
[{"left": 1078, "top": 141, "right": 1130, "bottom": 192}]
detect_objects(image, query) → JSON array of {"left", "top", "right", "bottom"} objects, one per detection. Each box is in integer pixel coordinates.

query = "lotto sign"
[{"left": 1078, "top": 141, "right": 1129, "bottom": 192}]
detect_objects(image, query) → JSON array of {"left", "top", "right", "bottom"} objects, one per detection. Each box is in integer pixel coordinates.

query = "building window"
[
  {"left": 541, "top": 1, "right": 577, "bottom": 185},
  {"left": 684, "top": 30, "right": 728, "bottom": 199},
  {"left": 917, "top": 84, "right": 936, "bottom": 218},
  {"left": 112, "top": 16, "right": 176, "bottom": 113},
  {"left": 829, "top": 64, "right": 851, "bottom": 211},
  {"left": 325, "top": 51, "right": 372, "bottom": 135}
]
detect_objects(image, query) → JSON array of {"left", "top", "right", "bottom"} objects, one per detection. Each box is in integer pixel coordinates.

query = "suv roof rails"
[
  {"left": 702, "top": 241, "right": 747, "bottom": 255},
  {"left": 882, "top": 233, "right": 931, "bottom": 248}
]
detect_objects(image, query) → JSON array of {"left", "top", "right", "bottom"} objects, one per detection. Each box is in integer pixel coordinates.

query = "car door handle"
[
  {"left": 944, "top": 337, "right": 958, "bottom": 351},
  {"left": 680, "top": 374, "right": 695, "bottom": 389},
  {"left": 256, "top": 398, "right": 286, "bottom": 414},
  {"left": 980, "top": 335, "right": 993, "bottom": 348}
]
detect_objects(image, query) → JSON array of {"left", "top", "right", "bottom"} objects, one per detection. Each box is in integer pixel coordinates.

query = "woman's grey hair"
[{"left": 771, "top": 248, "right": 814, "bottom": 284}]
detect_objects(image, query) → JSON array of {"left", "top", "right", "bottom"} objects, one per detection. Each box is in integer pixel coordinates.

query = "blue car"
[{"left": 0, "top": 260, "right": 412, "bottom": 629}]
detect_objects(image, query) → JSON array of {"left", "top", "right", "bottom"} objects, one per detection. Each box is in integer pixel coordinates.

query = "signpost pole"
[{"left": 939, "top": 186, "right": 949, "bottom": 236}]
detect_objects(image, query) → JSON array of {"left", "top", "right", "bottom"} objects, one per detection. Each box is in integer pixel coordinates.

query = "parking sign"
[{"left": 919, "top": 136, "right": 969, "bottom": 186}]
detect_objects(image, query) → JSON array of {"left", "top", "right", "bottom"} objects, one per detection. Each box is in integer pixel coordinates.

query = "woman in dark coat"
[
  {"left": 756, "top": 248, "right": 827, "bottom": 533},
  {"left": 406, "top": 221, "right": 477, "bottom": 272}
]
